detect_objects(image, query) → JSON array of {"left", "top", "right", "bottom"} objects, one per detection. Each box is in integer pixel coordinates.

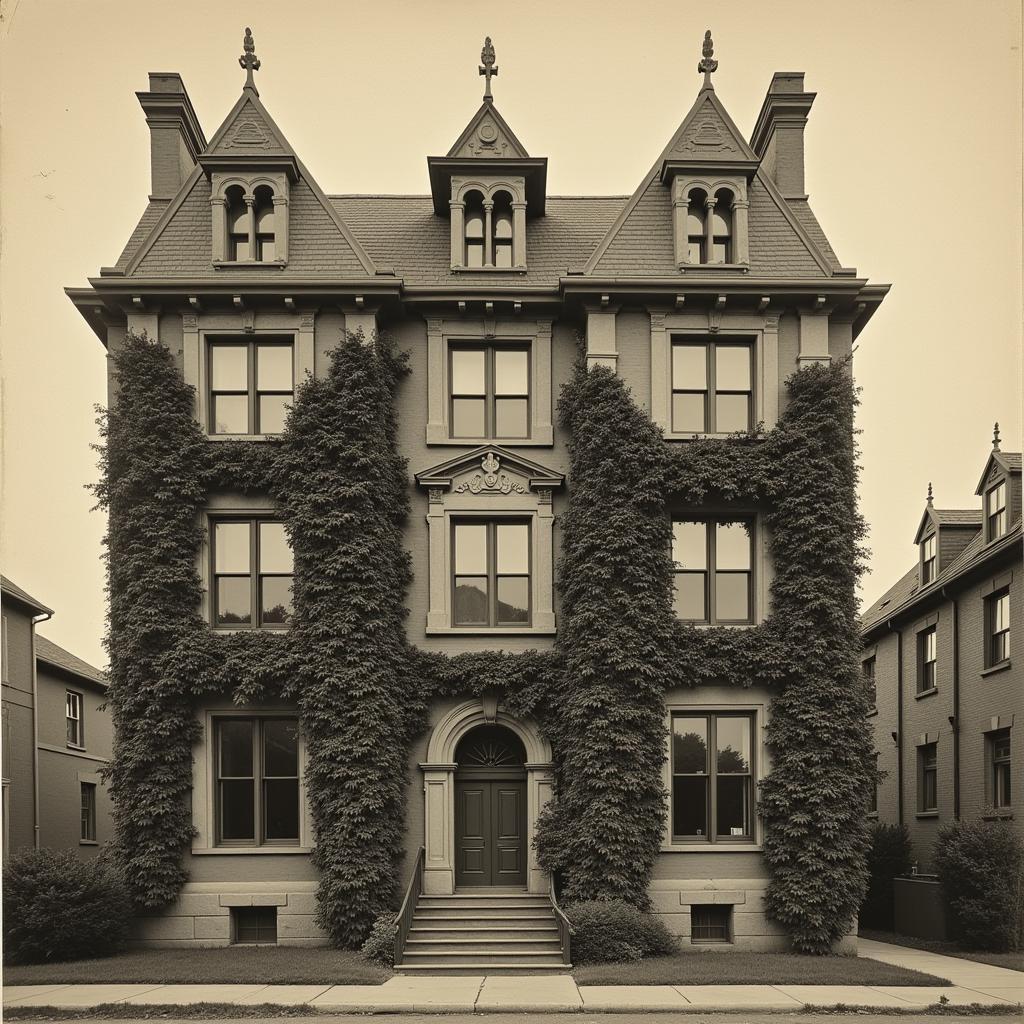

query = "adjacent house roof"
[
  {"left": 35, "top": 634, "right": 107, "bottom": 689},
  {"left": 0, "top": 576, "right": 53, "bottom": 617}
]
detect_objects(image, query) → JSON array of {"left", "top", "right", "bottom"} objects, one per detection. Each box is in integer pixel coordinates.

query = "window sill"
[
  {"left": 664, "top": 432, "right": 763, "bottom": 443},
  {"left": 982, "top": 810, "right": 1013, "bottom": 821},
  {"left": 206, "top": 434, "right": 282, "bottom": 443},
  {"left": 914, "top": 686, "right": 938, "bottom": 700},
  {"left": 209, "top": 627, "right": 291, "bottom": 635},
  {"left": 866, "top": 811, "right": 879, "bottom": 819},
  {"left": 79, "top": 840, "right": 99, "bottom": 847},
  {"left": 661, "top": 844, "right": 762, "bottom": 854},
  {"left": 915, "top": 811, "right": 939, "bottom": 819},
  {"left": 212, "top": 260, "right": 287, "bottom": 271},
  {"left": 425, "top": 435, "right": 555, "bottom": 448},
  {"left": 677, "top": 263, "right": 749, "bottom": 273},
  {"left": 66, "top": 743, "right": 86, "bottom": 752},
  {"left": 192, "top": 846, "right": 312, "bottom": 856},
  {"left": 450, "top": 266, "right": 528, "bottom": 274},
  {"left": 677, "top": 621, "right": 759, "bottom": 630},
  {"left": 981, "top": 660, "right": 1012, "bottom": 678},
  {"left": 425, "top": 626, "right": 556, "bottom": 637}
]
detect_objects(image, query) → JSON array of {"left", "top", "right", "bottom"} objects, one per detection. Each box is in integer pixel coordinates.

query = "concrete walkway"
[{"left": 4, "top": 941, "right": 1021, "bottom": 1014}]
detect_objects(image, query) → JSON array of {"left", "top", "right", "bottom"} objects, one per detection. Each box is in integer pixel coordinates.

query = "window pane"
[
  {"left": 716, "top": 776, "right": 750, "bottom": 837},
  {"left": 494, "top": 242, "right": 513, "bottom": 268},
  {"left": 496, "top": 524, "right": 529, "bottom": 574},
  {"left": 493, "top": 210, "right": 513, "bottom": 239},
  {"left": 216, "top": 577, "right": 252, "bottom": 625},
  {"left": 687, "top": 240, "right": 703, "bottom": 262},
  {"left": 213, "top": 394, "right": 249, "bottom": 434},
  {"left": 686, "top": 211, "right": 704, "bottom": 236},
  {"left": 674, "top": 573, "right": 706, "bottom": 620},
  {"left": 716, "top": 346, "right": 751, "bottom": 391},
  {"left": 673, "top": 717, "right": 708, "bottom": 774},
  {"left": 672, "top": 776, "right": 709, "bottom": 837},
  {"left": 263, "top": 720, "right": 298, "bottom": 776},
  {"left": 232, "top": 238, "right": 252, "bottom": 261},
  {"left": 451, "top": 398, "right": 486, "bottom": 437},
  {"left": 497, "top": 577, "right": 530, "bottom": 624},
  {"left": 215, "top": 522, "right": 251, "bottom": 573},
  {"left": 672, "top": 392, "right": 706, "bottom": 433},
  {"left": 994, "top": 594, "right": 1009, "bottom": 632},
  {"left": 711, "top": 242, "right": 729, "bottom": 262},
  {"left": 211, "top": 345, "right": 248, "bottom": 391},
  {"left": 494, "top": 350, "right": 529, "bottom": 395},
  {"left": 451, "top": 349, "right": 486, "bottom": 394},
  {"left": 715, "top": 393, "right": 750, "bottom": 433},
  {"left": 495, "top": 398, "right": 529, "bottom": 438},
  {"left": 454, "top": 577, "right": 489, "bottom": 625},
  {"left": 454, "top": 524, "right": 488, "bottom": 574},
  {"left": 259, "top": 523, "right": 292, "bottom": 574},
  {"left": 257, "top": 346, "right": 293, "bottom": 391},
  {"left": 220, "top": 779, "right": 255, "bottom": 840},
  {"left": 711, "top": 209, "right": 730, "bottom": 237},
  {"left": 465, "top": 212, "right": 484, "bottom": 240},
  {"left": 220, "top": 720, "right": 254, "bottom": 777},
  {"left": 466, "top": 242, "right": 484, "bottom": 268},
  {"left": 672, "top": 522, "right": 707, "bottom": 570},
  {"left": 716, "top": 522, "right": 752, "bottom": 570},
  {"left": 715, "top": 572, "right": 750, "bottom": 621},
  {"left": 258, "top": 237, "right": 276, "bottom": 262},
  {"left": 258, "top": 394, "right": 289, "bottom": 434},
  {"left": 716, "top": 718, "right": 751, "bottom": 773},
  {"left": 672, "top": 345, "right": 707, "bottom": 390},
  {"left": 264, "top": 779, "right": 300, "bottom": 841},
  {"left": 260, "top": 576, "right": 293, "bottom": 625}
]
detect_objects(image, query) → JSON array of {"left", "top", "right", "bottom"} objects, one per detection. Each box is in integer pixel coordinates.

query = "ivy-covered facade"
[{"left": 69, "top": 31, "right": 888, "bottom": 955}]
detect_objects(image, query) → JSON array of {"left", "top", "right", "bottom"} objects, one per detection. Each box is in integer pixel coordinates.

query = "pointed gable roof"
[
  {"left": 204, "top": 91, "right": 290, "bottom": 157},
  {"left": 446, "top": 100, "right": 531, "bottom": 160},
  {"left": 976, "top": 448, "right": 1022, "bottom": 494},
  {"left": 415, "top": 445, "right": 564, "bottom": 492}
]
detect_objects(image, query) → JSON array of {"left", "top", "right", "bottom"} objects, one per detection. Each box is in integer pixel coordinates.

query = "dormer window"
[
  {"left": 211, "top": 172, "right": 290, "bottom": 266},
  {"left": 921, "top": 533, "right": 936, "bottom": 585},
  {"left": 672, "top": 178, "right": 749, "bottom": 268},
  {"left": 449, "top": 178, "right": 527, "bottom": 271},
  {"left": 986, "top": 480, "right": 1007, "bottom": 541}
]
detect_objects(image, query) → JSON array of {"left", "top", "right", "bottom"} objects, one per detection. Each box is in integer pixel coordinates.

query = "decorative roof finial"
[
  {"left": 479, "top": 36, "right": 498, "bottom": 101},
  {"left": 927, "top": 481, "right": 934, "bottom": 507},
  {"left": 239, "top": 27, "right": 261, "bottom": 92},
  {"left": 993, "top": 421, "right": 1001, "bottom": 451},
  {"left": 697, "top": 29, "right": 718, "bottom": 89}
]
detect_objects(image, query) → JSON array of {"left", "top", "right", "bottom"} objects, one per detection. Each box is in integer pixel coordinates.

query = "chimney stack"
[
  {"left": 136, "top": 73, "right": 207, "bottom": 200},
  {"left": 750, "top": 72, "right": 815, "bottom": 200}
]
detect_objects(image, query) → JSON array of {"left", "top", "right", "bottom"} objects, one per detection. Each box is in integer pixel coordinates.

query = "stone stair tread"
[
  {"left": 397, "top": 964, "right": 572, "bottom": 972},
  {"left": 407, "top": 938, "right": 561, "bottom": 945}
]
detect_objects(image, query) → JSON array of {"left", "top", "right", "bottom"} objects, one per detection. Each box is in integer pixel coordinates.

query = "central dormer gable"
[{"left": 427, "top": 38, "right": 547, "bottom": 272}]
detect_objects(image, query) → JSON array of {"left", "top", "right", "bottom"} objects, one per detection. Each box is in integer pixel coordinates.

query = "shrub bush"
[
  {"left": 360, "top": 914, "right": 396, "bottom": 966},
  {"left": 860, "top": 822, "right": 912, "bottom": 930},
  {"left": 565, "top": 899, "right": 677, "bottom": 965},
  {"left": 3, "top": 849, "right": 132, "bottom": 964},
  {"left": 934, "top": 820, "right": 1024, "bottom": 952}
]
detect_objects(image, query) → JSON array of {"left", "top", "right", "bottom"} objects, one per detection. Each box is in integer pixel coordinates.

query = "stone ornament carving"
[
  {"left": 536, "top": 488, "right": 553, "bottom": 506},
  {"left": 182, "top": 314, "right": 198, "bottom": 331},
  {"left": 428, "top": 488, "right": 445, "bottom": 503},
  {"left": 454, "top": 451, "right": 526, "bottom": 495},
  {"left": 225, "top": 117, "right": 273, "bottom": 150}
]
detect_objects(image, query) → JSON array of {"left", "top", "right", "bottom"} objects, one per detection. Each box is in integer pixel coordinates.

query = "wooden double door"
[{"left": 454, "top": 777, "right": 527, "bottom": 887}]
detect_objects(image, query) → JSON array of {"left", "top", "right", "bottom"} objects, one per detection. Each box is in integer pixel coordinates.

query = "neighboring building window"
[
  {"left": 672, "top": 519, "right": 754, "bottom": 624},
  {"left": 209, "top": 340, "right": 293, "bottom": 436},
  {"left": 917, "top": 626, "right": 937, "bottom": 693},
  {"left": 862, "top": 656, "right": 876, "bottom": 709},
  {"left": 918, "top": 742, "right": 938, "bottom": 813},
  {"left": 991, "top": 730, "right": 1011, "bottom": 810},
  {"left": 233, "top": 906, "right": 277, "bottom": 944},
  {"left": 452, "top": 520, "right": 530, "bottom": 627},
  {"left": 66, "top": 691, "right": 83, "bottom": 747},
  {"left": 216, "top": 717, "right": 300, "bottom": 846},
  {"left": 921, "top": 534, "right": 936, "bottom": 585},
  {"left": 671, "top": 341, "right": 752, "bottom": 434},
  {"left": 671, "top": 712, "right": 754, "bottom": 842},
  {"left": 691, "top": 904, "right": 731, "bottom": 943},
  {"left": 80, "top": 782, "right": 96, "bottom": 842},
  {"left": 211, "top": 519, "right": 293, "bottom": 628},
  {"left": 986, "top": 588, "right": 1010, "bottom": 666},
  {"left": 449, "top": 344, "right": 530, "bottom": 440},
  {"left": 986, "top": 481, "right": 1007, "bottom": 541}
]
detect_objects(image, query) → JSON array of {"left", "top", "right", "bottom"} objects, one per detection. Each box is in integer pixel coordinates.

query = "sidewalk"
[{"left": 4, "top": 941, "right": 1021, "bottom": 1014}]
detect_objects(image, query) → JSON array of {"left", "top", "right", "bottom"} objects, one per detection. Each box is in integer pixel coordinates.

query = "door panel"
[
  {"left": 493, "top": 784, "right": 526, "bottom": 884},
  {"left": 455, "top": 779, "right": 526, "bottom": 887}
]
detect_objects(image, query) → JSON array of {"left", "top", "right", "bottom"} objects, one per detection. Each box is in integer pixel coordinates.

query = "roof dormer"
[
  {"left": 975, "top": 423, "right": 1022, "bottom": 545},
  {"left": 427, "top": 38, "right": 547, "bottom": 272},
  {"left": 913, "top": 483, "right": 982, "bottom": 586}
]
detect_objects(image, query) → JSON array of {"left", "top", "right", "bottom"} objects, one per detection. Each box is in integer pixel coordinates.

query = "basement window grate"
[
  {"left": 691, "top": 904, "right": 731, "bottom": 943},
  {"left": 232, "top": 906, "right": 277, "bottom": 944}
]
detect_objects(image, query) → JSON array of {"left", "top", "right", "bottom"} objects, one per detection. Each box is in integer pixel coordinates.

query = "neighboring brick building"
[
  {"left": 862, "top": 433, "right": 1022, "bottom": 869},
  {"left": 66, "top": 31, "right": 887, "bottom": 955},
  {"left": 1, "top": 577, "right": 111, "bottom": 858}
]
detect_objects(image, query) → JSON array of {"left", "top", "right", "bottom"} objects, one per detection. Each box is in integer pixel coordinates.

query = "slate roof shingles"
[{"left": 35, "top": 634, "right": 107, "bottom": 688}]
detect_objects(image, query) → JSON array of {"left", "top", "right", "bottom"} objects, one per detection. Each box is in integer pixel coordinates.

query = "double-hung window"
[
  {"left": 921, "top": 534, "right": 936, "bottom": 585},
  {"left": 66, "top": 691, "right": 83, "bottom": 747},
  {"left": 216, "top": 717, "right": 300, "bottom": 846},
  {"left": 209, "top": 340, "right": 294, "bottom": 436},
  {"left": 449, "top": 344, "right": 530, "bottom": 440},
  {"left": 452, "top": 520, "right": 530, "bottom": 628},
  {"left": 212, "top": 519, "right": 293, "bottom": 628},
  {"left": 986, "top": 481, "right": 1007, "bottom": 541},
  {"left": 986, "top": 588, "right": 1010, "bottom": 666},
  {"left": 917, "top": 626, "right": 937, "bottom": 693},
  {"left": 862, "top": 656, "right": 877, "bottom": 709},
  {"left": 672, "top": 518, "right": 754, "bottom": 624},
  {"left": 671, "top": 712, "right": 755, "bottom": 842},
  {"left": 918, "top": 743, "right": 938, "bottom": 813},
  {"left": 991, "top": 730, "right": 1011, "bottom": 810},
  {"left": 80, "top": 782, "right": 97, "bottom": 842},
  {"left": 671, "top": 340, "right": 752, "bottom": 434}
]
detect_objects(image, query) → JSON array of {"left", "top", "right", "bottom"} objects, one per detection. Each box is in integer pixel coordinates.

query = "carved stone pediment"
[{"left": 415, "top": 445, "right": 564, "bottom": 496}]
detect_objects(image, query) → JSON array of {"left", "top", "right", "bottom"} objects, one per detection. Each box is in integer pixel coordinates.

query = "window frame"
[
  {"left": 985, "top": 480, "right": 1008, "bottom": 542},
  {"left": 80, "top": 781, "right": 97, "bottom": 843},
  {"left": 672, "top": 516, "right": 756, "bottom": 626},
  {"left": 450, "top": 517, "right": 533, "bottom": 629},
  {"left": 670, "top": 339, "right": 754, "bottom": 436},
  {"left": 233, "top": 906, "right": 278, "bottom": 944},
  {"left": 921, "top": 533, "right": 937, "bottom": 585},
  {"left": 918, "top": 742, "right": 938, "bottom": 814},
  {"left": 210, "top": 516, "right": 294, "bottom": 631},
  {"left": 691, "top": 904, "right": 732, "bottom": 944},
  {"left": 862, "top": 655, "right": 877, "bottom": 711},
  {"left": 207, "top": 338, "right": 294, "bottom": 437},
  {"left": 447, "top": 341, "right": 532, "bottom": 442},
  {"left": 670, "top": 711, "right": 756, "bottom": 845},
  {"left": 65, "top": 690, "right": 84, "bottom": 749},
  {"left": 986, "top": 588, "right": 1011, "bottom": 667},
  {"left": 916, "top": 625, "right": 937, "bottom": 694},
  {"left": 990, "top": 729, "right": 1011, "bottom": 811}
]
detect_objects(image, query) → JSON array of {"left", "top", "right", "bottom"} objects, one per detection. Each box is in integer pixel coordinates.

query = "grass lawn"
[
  {"left": 3, "top": 947, "right": 391, "bottom": 986},
  {"left": 572, "top": 951, "right": 950, "bottom": 986},
  {"left": 860, "top": 928, "right": 1024, "bottom": 973}
]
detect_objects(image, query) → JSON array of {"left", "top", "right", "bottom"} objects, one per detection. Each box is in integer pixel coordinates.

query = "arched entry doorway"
[{"left": 453, "top": 725, "right": 527, "bottom": 887}]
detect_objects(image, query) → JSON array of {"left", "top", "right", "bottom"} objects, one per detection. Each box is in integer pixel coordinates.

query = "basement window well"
[
  {"left": 691, "top": 904, "right": 731, "bottom": 944},
  {"left": 232, "top": 906, "right": 277, "bottom": 944}
]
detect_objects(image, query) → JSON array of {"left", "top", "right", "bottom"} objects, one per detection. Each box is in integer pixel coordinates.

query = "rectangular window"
[
  {"left": 216, "top": 717, "right": 300, "bottom": 846},
  {"left": 691, "top": 905, "right": 732, "bottom": 943},
  {"left": 208, "top": 340, "right": 294, "bottom": 436},
  {"left": 917, "top": 626, "right": 937, "bottom": 693},
  {"left": 991, "top": 730, "right": 1011, "bottom": 810},
  {"left": 671, "top": 712, "right": 754, "bottom": 843},
  {"left": 986, "top": 588, "right": 1010, "bottom": 666},
  {"left": 233, "top": 906, "right": 277, "bottom": 944},
  {"left": 921, "top": 534, "right": 936, "bottom": 585},
  {"left": 918, "top": 743, "right": 938, "bottom": 813},
  {"left": 80, "top": 782, "right": 97, "bottom": 842},
  {"left": 212, "top": 519, "right": 293, "bottom": 628},
  {"left": 986, "top": 481, "right": 1007, "bottom": 541},
  {"left": 448, "top": 343, "right": 530, "bottom": 440},
  {"left": 66, "top": 691, "right": 83, "bottom": 747},
  {"left": 863, "top": 656, "right": 876, "bottom": 709},
  {"left": 672, "top": 519, "right": 754, "bottom": 624},
  {"left": 452, "top": 520, "right": 531, "bottom": 627},
  {"left": 671, "top": 340, "right": 752, "bottom": 435}
]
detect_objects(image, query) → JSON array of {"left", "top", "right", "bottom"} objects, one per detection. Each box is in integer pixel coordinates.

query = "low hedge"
[
  {"left": 360, "top": 913, "right": 396, "bottom": 966},
  {"left": 3, "top": 849, "right": 133, "bottom": 964},
  {"left": 565, "top": 899, "right": 677, "bottom": 964},
  {"left": 860, "top": 822, "right": 912, "bottom": 931}
]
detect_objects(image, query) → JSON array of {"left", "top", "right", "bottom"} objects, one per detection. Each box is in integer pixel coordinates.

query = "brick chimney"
[
  {"left": 750, "top": 72, "right": 816, "bottom": 200},
  {"left": 135, "top": 73, "right": 207, "bottom": 200}
]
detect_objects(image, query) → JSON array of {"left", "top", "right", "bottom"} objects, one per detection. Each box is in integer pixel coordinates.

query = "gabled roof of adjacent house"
[
  {"left": 35, "top": 634, "right": 107, "bottom": 689},
  {"left": 0, "top": 575, "right": 53, "bottom": 616}
]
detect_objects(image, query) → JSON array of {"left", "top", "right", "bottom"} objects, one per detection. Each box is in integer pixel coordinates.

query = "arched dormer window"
[
  {"left": 450, "top": 177, "right": 527, "bottom": 271},
  {"left": 226, "top": 186, "right": 250, "bottom": 261},
  {"left": 711, "top": 189, "right": 734, "bottom": 264},
  {"left": 254, "top": 186, "right": 276, "bottom": 262},
  {"left": 672, "top": 177, "right": 749, "bottom": 268},
  {"left": 492, "top": 191, "right": 513, "bottom": 269},
  {"left": 464, "top": 191, "right": 486, "bottom": 268},
  {"left": 686, "top": 190, "right": 707, "bottom": 263},
  {"left": 211, "top": 172, "right": 290, "bottom": 266}
]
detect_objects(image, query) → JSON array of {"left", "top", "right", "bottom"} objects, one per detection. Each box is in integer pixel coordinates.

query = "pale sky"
[{"left": 1, "top": 0, "right": 1021, "bottom": 668}]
